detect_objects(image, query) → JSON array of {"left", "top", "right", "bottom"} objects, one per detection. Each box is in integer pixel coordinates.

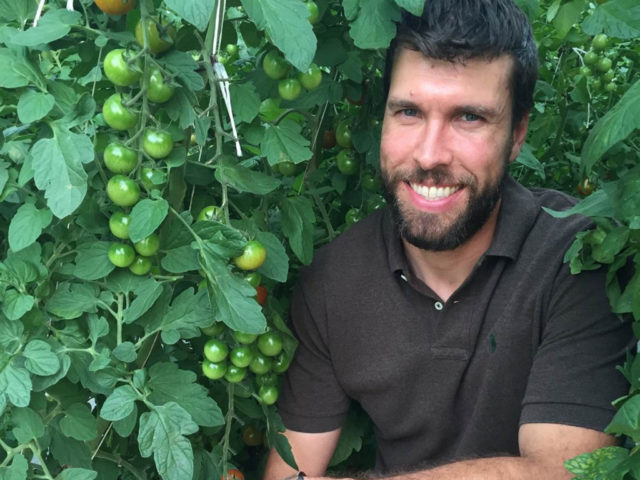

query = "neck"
[{"left": 403, "top": 200, "right": 501, "bottom": 302}]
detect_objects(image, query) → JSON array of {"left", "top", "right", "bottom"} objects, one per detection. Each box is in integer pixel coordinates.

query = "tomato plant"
[
  {"left": 337, "top": 149, "right": 360, "bottom": 175},
  {"left": 202, "top": 360, "right": 227, "bottom": 380},
  {"left": 103, "top": 48, "right": 141, "bottom": 86},
  {"left": 336, "top": 120, "right": 353, "bottom": 148},
  {"left": 278, "top": 78, "right": 302, "bottom": 101},
  {"left": 257, "top": 331, "right": 283, "bottom": 357},
  {"left": 299, "top": 64, "right": 322, "bottom": 90},
  {"left": 108, "top": 242, "right": 136, "bottom": 267},
  {"left": 109, "top": 211, "right": 131, "bottom": 239},
  {"left": 234, "top": 240, "right": 267, "bottom": 270},
  {"left": 106, "top": 175, "right": 140, "bottom": 207},
  {"left": 104, "top": 142, "right": 137, "bottom": 174},
  {"left": 129, "top": 255, "right": 152, "bottom": 275},
  {"left": 134, "top": 233, "right": 160, "bottom": 256},
  {"left": 102, "top": 93, "right": 139, "bottom": 130},
  {"left": 143, "top": 128, "right": 174, "bottom": 159}
]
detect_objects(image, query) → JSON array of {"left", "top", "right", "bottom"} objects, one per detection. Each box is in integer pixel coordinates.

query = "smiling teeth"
[{"left": 410, "top": 183, "right": 460, "bottom": 200}]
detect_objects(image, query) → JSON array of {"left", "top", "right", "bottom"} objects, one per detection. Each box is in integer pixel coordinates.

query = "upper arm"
[
  {"left": 519, "top": 423, "right": 618, "bottom": 473},
  {"left": 263, "top": 428, "right": 342, "bottom": 480}
]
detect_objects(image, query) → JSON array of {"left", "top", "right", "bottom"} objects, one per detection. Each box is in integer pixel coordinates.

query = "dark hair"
[{"left": 383, "top": 0, "right": 538, "bottom": 127}]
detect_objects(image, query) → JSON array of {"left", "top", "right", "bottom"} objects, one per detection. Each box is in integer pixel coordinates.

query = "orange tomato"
[{"left": 94, "top": 0, "right": 135, "bottom": 15}]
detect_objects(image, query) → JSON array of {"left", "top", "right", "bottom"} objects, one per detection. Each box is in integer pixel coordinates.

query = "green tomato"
[
  {"left": 135, "top": 17, "right": 175, "bottom": 55},
  {"left": 298, "top": 64, "right": 322, "bottom": 90},
  {"left": 367, "top": 194, "right": 387, "bottom": 213},
  {"left": 134, "top": 234, "right": 160, "bottom": 256},
  {"left": 336, "top": 121, "right": 353, "bottom": 148},
  {"left": 249, "top": 352, "right": 272, "bottom": 375},
  {"left": 596, "top": 57, "right": 612, "bottom": 73},
  {"left": 104, "top": 143, "right": 137, "bottom": 174},
  {"left": 202, "top": 360, "right": 227, "bottom": 380},
  {"left": 143, "top": 129, "right": 173, "bottom": 159},
  {"left": 226, "top": 43, "right": 239, "bottom": 56},
  {"left": 257, "top": 331, "right": 283, "bottom": 357},
  {"left": 278, "top": 161, "right": 299, "bottom": 176},
  {"left": 337, "top": 149, "right": 360, "bottom": 176},
  {"left": 278, "top": 78, "right": 302, "bottom": 101},
  {"left": 140, "top": 167, "right": 166, "bottom": 191},
  {"left": 262, "top": 50, "right": 289, "bottom": 80},
  {"left": 592, "top": 34, "right": 608, "bottom": 52},
  {"left": 345, "top": 208, "right": 365, "bottom": 227},
  {"left": 129, "top": 256, "right": 152, "bottom": 275},
  {"left": 306, "top": 1, "right": 319, "bottom": 24},
  {"left": 103, "top": 93, "right": 139, "bottom": 131},
  {"left": 109, "top": 211, "right": 131, "bottom": 239},
  {"left": 258, "top": 385, "right": 279, "bottom": 405},
  {"left": 233, "top": 330, "right": 258, "bottom": 344},
  {"left": 106, "top": 175, "right": 140, "bottom": 207},
  {"left": 579, "top": 66, "right": 592, "bottom": 77},
  {"left": 201, "top": 322, "right": 226, "bottom": 337},
  {"left": 108, "top": 242, "right": 136, "bottom": 268},
  {"left": 361, "top": 171, "right": 381, "bottom": 191},
  {"left": 196, "top": 205, "right": 221, "bottom": 222},
  {"left": 234, "top": 240, "right": 267, "bottom": 271},
  {"left": 204, "top": 338, "right": 229, "bottom": 363},
  {"left": 244, "top": 273, "right": 262, "bottom": 288},
  {"left": 147, "top": 67, "right": 175, "bottom": 103},
  {"left": 602, "top": 70, "right": 615, "bottom": 82},
  {"left": 224, "top": 365, "right": 247, "bottom": 383},
  {"left": 584, "top": 51, "right": 598, "bottom": 66},
  {"left": 230, "top": 346, "right": 254, "bottom": 368},
  {"left": 103, "top": 48, "right": 141, "bottom": 87},
  {"left": 604, "top": 82, "right": 617, "bottom": 93},
  {"left": 256, "top": 372, "right": 279, "bottom": 387},
  {"left": 272, "top": 351, "right": 291, "bottom": 374}
]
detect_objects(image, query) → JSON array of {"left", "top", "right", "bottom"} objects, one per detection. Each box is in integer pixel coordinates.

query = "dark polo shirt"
[{"left": 277, "top": 177, "right": 632, "bottom": 472}]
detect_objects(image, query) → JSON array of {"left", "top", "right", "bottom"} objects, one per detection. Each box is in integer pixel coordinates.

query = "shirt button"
[{"left": 434, "top": 301, "right": 443, "bottom": 311}]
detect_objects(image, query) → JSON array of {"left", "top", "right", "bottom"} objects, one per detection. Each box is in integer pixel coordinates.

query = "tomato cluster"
[{"left": 580, "top": 34, "right": 619, "bottom": 94}]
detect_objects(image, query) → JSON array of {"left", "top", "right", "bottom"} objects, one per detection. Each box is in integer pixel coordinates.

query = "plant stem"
[
  {"left": 221, "top": 383, "right": 235, "bottom": 478},
  {"left": 94, "top": 451, "right": 147, "bottom": 480}
]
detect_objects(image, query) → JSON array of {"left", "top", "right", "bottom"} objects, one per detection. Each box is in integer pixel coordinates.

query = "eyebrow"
[{"left": 386, "top": 97, "right": 503, "bottom": 120}]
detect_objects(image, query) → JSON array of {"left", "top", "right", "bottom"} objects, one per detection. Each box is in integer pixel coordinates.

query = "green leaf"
[
  {"left": 200, "top": 247, "right": 267, "bottom": 334},
  {"left": 88, "top": 315, "right": 109, "bottom": 345},
  {"left": 0, "top": 48, "right": 42, "bottom": 88},
  {"left": 565, "top": 446, "right": 629, "bottom": 479},
  {"left": 0, "top": 364, "right": 31, "bottom": 407},
  {"left": 513, "top": 0, "right": 539, "bottom": 22},
  {"left": 0, "top": 454, "right": 28, "bottom": 480},
  {"left": 105, "top": 269, "right": 148, "bottom": 294},
  {"left": 74, "top": 242, "right": 116, "bottom": 281},
  {"left": 55, "top": 468, "right": 98, "bottom": 480},
  {"left": 230, "top": 82, "right": 261, "bottom": 124},
  {"left": 100, "top": 385, "right": 139, "bottom": 422},
  {"left": 11, "top": 8, "right": 80, "bottom": 46},
  {"left": 159, "top": 51, "right": 205, "bottom": 92},
  {"left": 49, "top": 429, "right": 92, "bottom": 470},
  {"left": 241, "top": 0, "right": 316, "bottom": 71},
  {"left": 17, "top": 90, "right": 55, "bottom": 123},
  {"left": 1, "top": 290, "right": 34, "bottom": 321},
  {"left": 31, "top": 127, "right": 93, "bottom": 219},
  {"left": 23, "top": 340, "right": 60, "bottom": 376},
  {"left": 164, "top": 0, "right": 214, "bottom": 32},
  {"left": 112, "top": 342, "right": 137, "bottom": 363},
  {"left": 261, "top": 120, "right": 313, "bottom": 166},
  {"left": 138, "top": 403, "right": 198, "bottom": 480},
  {"left": 552, "top": 0, "right": 584, "bottom": 39},
  {"left": 582, "top": 81, "right": 640, "bottom": 172},
  {"left": 280, "top": 196, "right": 316, "bottom": 265},
  {"left": 329, "top": 408, "right": 366, "bottom": 466},
  {"left": 583, "top": 0, "right": 640, "bottom": 39},
  {"left": 59, "top": 403, "right": 98, "bottom": 441},
  {"left": 161, "top": 246, "right": 200, "bottom": 273},
  {"left": 46, "top": 283, "right": 99, "bottom": 320},
  {"left": 145, "top": 287, "right": 213, "bottom": 341},
  {"left": 603, "top": 163, "right": 640, "bottom": 223},
  {"left": 215, "top": 157, "right": 280, "bottom": 195},
  {"left": 123, "top": 278, "right": 164, "bottom": 325},
  {"left": 8, "top": 203, "right": 53, "bottom": 252},
  {"left": 256, "top": 231, "right": 289, "bottom": 282},
  {"left": 0, "top": 0, "right": 34, "bottom": 23},
  {"left": 265, "top": 408, "right": 298, "bottom": 470},
  {"left": 129, "top": 198, "right": 169, "bottom": 243},
  {"left": 113, "top": 404, "right": 138, "bottom": 438},
  {"left": 0, "top": 316, "right": 23, "bottom": 350},
  {"left": 349, "top": 0, "right": 401, "bottom": 49},
  {"left": 592, "top": 227, "right": 629, "bottom": 264},
  {"left": 393, "top": 0, "right": 424, "bottom": 16},
  {"left": 514, "top": 143, "right": 545, "bottom": 179},
  {"left": 147, "top": 362, "right": 224, "bottom": 427},
  {"left": 542, "top": 189, "right": 613, "bottom": 219},
  {"left": 11, "top": 407, "right": 44, "bottom": 444}
]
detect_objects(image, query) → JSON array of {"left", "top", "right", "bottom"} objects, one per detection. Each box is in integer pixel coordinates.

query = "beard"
[{"left": 381, "top": 158, "right": 509, "bottom": 252}]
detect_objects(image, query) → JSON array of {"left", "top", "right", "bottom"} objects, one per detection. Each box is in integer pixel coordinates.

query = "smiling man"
[{"left": 263, "top": 1, "right": 632, "bottom": 479}]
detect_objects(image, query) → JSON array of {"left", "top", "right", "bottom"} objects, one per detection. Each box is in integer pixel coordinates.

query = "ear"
[{"left": 508, "top": 111, "right": 530, "bottom": 163}]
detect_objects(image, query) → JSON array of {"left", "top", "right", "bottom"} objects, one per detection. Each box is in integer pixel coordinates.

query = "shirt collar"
[{"left": 384, "top": 175, "right": 540, "bottom": 274}]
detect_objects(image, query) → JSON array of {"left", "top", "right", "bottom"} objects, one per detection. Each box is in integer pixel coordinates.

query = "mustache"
[{"left": 386, "top": 166, "right": 473, "bottom": 186}]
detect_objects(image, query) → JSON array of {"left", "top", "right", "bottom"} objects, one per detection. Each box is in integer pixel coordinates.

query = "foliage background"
[{"left": 0, "top": 0, "right": 638, "bottom": 479}]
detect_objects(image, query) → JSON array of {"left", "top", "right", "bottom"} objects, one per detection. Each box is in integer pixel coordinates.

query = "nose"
[{"left": 412, "top": 119, "right": 454, "bottom": 171}]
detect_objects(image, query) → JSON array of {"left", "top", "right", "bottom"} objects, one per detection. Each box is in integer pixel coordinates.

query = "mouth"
[{"left": 408, "top": 182, "right": 462, "bottom": 201}]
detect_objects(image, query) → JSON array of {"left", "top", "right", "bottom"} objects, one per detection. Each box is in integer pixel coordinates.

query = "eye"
[
  {"left": 462, "top": 112, "right": 481, "bottom": 122},
  {"left": 400, "top": 108, "right": 418, "bottom": 117}
]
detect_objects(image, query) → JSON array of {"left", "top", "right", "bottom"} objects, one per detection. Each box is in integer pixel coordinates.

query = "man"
[{"left": 264, "top": 1, "right": 632, "bottom": 478}]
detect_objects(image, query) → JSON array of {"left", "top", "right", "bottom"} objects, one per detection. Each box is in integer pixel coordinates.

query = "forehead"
[{"left": 388, "top": 48, "right": 514, "bottom": 110}]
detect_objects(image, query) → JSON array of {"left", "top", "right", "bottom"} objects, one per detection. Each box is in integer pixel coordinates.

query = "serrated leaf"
[
  {"left": 229, "top": 82, "right": 261, "bottom": 124},
  {"left": 74, "top": 242, "right": 116, "bottom": 281},
  {"left": 200, "top": 247, "right": 267, "bottom": 334},
  {"left": 31, "top": 126, "right": 93, "bottom": 219},
  {"left": 164, "top": 0, "right": 214, "bottom": 32},
  {"left": 11, "top": 8, "right": 80, "bottom": 47},
  {"left": 8, "top": 203, "right": 53, "bottom": 252},
  {"left": 100, "top": 385, "right": 139, "bottom": 422},
  {"left": 159, "top": 50, "right": 204, "bottom": 92},
  {"left": 89, "top": 348, "right": 111, "bottom": 372},
  {"left": 161, "top": 245, "right": 200, "bottom": 273},
  {"left": 583, "top": 0, "right": 640, "bottom": 39},
  {"left": 265, "top": 408, "right": 297, "bottom": 469},
  {"left": 393, "top": 0, "right": 424, "bottom": 16},
  {"left": 349, "top": 0, "right": 401, "bottom": 49},
  {"left": 147, "top": 362, "right": 224, "bottom": 427},
  {"left": 261, "top": 120, "right": 313, "bottom": 166},
  {"left": 129, "top": 198, "right": 169, "bottom": 243},
  {"left": 88, "top": 315, "right": 109, "bottom": 345},
  {"left": 46, "top": 282, "right": 99, "bottom": 320},
  {"left": 515, "top": 143, "right": 545, "bottom": 180},
  {"left": 23, "top": 340, "right": 60, "bottom": 376},
  {"left": 329, "top": 408, "right": 366, "bottom": 466},
  {"left": 256, "top": 231, "right": 289, "bottom": 282},
  {"left": 105, "top": 269, "right": 148, "bottom": 294},
  {"left": 513, "top": 0, "right": 539, "bottom": 22},
  {"left": 11, "top": 407, "right": 44, "bottom": 444},
  {"left": 17, "top": 90, "right": 55, "bottom": 123},
  {"left": 59, "top": 403, "right": 97, "bottom": 441},
  {"left": 123, "top": 278, "right": 164, "bottom": 325},
  {"left": 145, "top": 287, "right": 213, "bottom": 340},
  {"left": 215, "top": 157, "right": 280, "bottom": 195},
  {"left": 49, "top": 428, "right": 92, "bottom": 471},
  {"left": 113, "top": 403, "right": 138, "bottom": 438},
  {"left": 582, "top": 81, "right": 640, "bottom": 172},
  {"left": 241, "top": 0, "right": 316, "bottom": 71},
  {"left": 2, "top": 289, "right": 34, "bottom": 321},
  {"left": 280, "top": 196, "right": 316, "bottom": 265}
]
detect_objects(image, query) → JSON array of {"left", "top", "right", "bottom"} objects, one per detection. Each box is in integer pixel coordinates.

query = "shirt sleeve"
[
  {"left": 277, "top": 267, "right": 350, "bottom": 432},
  {"left": 520, "top": 262, "right": 634, "bottom": 431}
]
